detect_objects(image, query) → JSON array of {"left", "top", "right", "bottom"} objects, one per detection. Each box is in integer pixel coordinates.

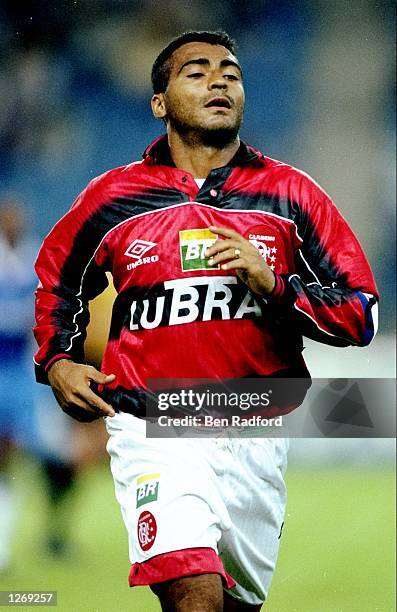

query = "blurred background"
[{"left": 0, "top": 1, "right": 395, "bottom": 611}]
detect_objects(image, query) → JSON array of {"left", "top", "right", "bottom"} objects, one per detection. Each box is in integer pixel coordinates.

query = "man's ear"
[{"left": 151, "top": 93, "right": 167, "bottom": 120}]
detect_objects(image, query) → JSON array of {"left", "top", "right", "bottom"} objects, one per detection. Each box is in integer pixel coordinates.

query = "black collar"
[{"left": 143, "top": 134, "right": 261, "bottom": 168}]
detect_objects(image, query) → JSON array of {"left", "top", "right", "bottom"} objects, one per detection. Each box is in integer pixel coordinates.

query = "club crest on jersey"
[
  {"left": 125, "top": 239, "right": 159, "bottom": 271},
  {"left": 248, "top": 234, "right": 278, "bottom": 271},
  {"left": 179, "top": 229, "right": 219, "bottom": 271},
  {"left": 136, "top": 473, "right": 160, "bottom": 508},
  {"left": 137, "top": 511, "right": 157, "bottom": 551}
]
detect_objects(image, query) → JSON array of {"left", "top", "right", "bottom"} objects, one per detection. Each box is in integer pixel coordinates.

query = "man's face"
[{"left": 152, "top": 42, "right": 245, "bottom": 142}]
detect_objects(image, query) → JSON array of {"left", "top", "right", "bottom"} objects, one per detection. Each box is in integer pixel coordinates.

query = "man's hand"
[
  {"left": 47, "top": 359, "right": 116, "bottom": 422},
  {"left": 205, "top": 225, "right": 276, "bottom": 296}
]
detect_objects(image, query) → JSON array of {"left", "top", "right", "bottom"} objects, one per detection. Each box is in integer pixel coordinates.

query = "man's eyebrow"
[
  {"left": 178, "top": 57, "right": 242, "bottom": 75},
  {"left": 220, "top": 59, "right": 242, "bottom": 74}
]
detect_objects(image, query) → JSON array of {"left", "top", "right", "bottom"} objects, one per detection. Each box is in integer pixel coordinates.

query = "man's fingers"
[
  {"left": 220, "top": 259, "right": 250, "bottom": 271},
  {"left": 61, "top": 402, "right": 100, "bottom": 423},
  {"left": 103, "top": 373, "right": 116, "bottom": 383},
  {"left": 76, "top": 387, "right": 116, "bottom": 417},
  {"left": 205, "top": 239, "right": 235, "bottom": 258},
  {"left": 86, "top": 367, "right": 116, "bottom": 385},
  {"left": 69, "top": 395, "right": 99, "bottom": 414},
  {"left": 208, "top": 225, "right": 238, "bottom": 239},
  {"left": 208, "top": 248, "right": 243, "bottom": 266}
]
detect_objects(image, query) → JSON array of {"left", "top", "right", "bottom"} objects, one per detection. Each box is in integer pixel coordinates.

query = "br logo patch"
[
  {"left": 136, "top": 473, "right": 159, "bottom": 508},
  {"left": 137, "top": 511, "right": 157, "bottom": 551},
  {"left": 179, "top": 229, "right": 218, "bottom": 271}
]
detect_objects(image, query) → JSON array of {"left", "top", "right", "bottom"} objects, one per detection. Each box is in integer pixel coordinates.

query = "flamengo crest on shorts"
[
  {"left": 137, "top": 511, "right": 157, "bottom": 551},
  {"left": 136, "top": 473, "right": 160, "bottom": 508}
]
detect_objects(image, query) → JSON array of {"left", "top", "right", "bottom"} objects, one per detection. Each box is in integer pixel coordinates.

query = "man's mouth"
[{"left": 204, "top": 97, "right": 232, "bottom": 109}]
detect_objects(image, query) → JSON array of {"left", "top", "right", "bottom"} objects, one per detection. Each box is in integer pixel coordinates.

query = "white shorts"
[{"left": 105, "top": 412, "right": 288, "bottom": 606}]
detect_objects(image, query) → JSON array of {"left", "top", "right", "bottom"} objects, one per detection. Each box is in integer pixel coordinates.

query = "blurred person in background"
[
  {"left": 0, "top": 197, "right": 38, "bottom": 572},
  {"left": 0, "top": 197, "right": 78, "bottom": 570},
  {"left": 34, "top": 30, "right": 379, "bottom": 611}
]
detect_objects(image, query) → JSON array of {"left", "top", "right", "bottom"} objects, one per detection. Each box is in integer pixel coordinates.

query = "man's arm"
[
  {"left": 206, "top": 184, "right": 379, "bottom": 349},
  {"left": 276, "top": 189, "right": 379, "bottom": 347},
  {"left": 34, "top": 179, "right": 116, "bottom": 421}
]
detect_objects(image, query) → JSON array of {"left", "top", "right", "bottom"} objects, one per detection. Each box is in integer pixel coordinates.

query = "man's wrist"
[
  {"left": 45, "top": 354, "right": 74, "bottom": 375},
  {"left": 264, "top": 271, "right": 276, "bottom": 295},
  {"left": 262, "top": 273, "right": 287, "bottom": 303}
]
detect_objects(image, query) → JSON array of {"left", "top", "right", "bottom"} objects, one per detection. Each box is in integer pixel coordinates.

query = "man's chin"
[
  {"left": 168, "top": 115, "right": 241, "bottom": 148},
  {"left": 199, "top": 125, "right": 240, "bottom": 148}
]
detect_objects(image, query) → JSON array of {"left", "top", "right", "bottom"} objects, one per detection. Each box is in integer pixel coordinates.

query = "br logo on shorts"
[
  {"left": 136, "top": 473, "right": 160, "bottom": 508},
  {"left": 137, "top": 511, "right": 157, "bottom": 551}
]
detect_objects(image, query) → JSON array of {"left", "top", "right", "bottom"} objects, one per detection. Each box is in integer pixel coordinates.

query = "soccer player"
[{"left": 33, "top": 31, "right": 378, "bottom": 611}]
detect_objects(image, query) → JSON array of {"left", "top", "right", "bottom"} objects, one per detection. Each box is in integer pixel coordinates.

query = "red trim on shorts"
[{"left": 129, "top": 547, "right": 236, "bottom": 589}]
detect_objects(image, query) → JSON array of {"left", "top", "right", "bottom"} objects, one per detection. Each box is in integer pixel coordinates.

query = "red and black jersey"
[{"left": 33, "top": 135, "right": 378, "bottom": 415}]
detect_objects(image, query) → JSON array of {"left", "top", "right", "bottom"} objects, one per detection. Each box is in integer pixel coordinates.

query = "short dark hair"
[{"left": 151, "top": 30, "right": 237, "bottom": 94}]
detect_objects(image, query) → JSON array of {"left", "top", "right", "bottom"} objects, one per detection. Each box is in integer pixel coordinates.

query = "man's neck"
[{"left": 167, "top": 129, "right": 240, "bottom": 177}]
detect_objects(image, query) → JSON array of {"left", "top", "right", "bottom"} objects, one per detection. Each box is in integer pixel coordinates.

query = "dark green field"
[{"left": 1, "top": 459, "right": 395, "bottom": 612}]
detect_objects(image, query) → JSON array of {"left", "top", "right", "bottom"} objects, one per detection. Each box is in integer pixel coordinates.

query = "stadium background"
[{"left": 0, "top": 1, "right": 395, "bottom": 611}]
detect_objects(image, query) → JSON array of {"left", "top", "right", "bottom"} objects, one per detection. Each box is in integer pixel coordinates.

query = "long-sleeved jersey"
[{"left": 34, "top": 135, "right": 378, "bottom": 416}]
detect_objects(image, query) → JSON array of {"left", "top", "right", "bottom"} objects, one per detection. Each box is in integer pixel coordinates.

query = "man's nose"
[{"left": 208, "top": 73, "right": 227, "bottom": 89}]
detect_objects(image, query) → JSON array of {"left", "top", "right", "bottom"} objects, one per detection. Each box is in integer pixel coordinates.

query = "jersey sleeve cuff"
[
  {"left": 45, "top": 353, "right": 74, "bottom": 371},
  {"left": 35, "top": 353, "right": 74, "bottom": 385},
  {"left": 261, "top": 274, "right": 298, "bottom": 311},
  {"left": 269, "top": 273, "right": 285, "bottom": 299}
]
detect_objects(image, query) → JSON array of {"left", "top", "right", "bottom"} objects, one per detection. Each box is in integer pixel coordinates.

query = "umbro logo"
[
  {"left": 125, "top": 239, "right": 157, "bottom": 259},
  {"left": 125, "top": 239, "right": 159, "bottom": 271}
]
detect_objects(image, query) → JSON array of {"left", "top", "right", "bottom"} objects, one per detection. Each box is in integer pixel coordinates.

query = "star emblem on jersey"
[
  {"left": 137, "top": 511, "right": 157, "bottom": 551},
  {"left": 125, "top": 239, "right": 157, "bottom": 259},
  {"left": 179, "top": 228, "right": 218, "bottom": 271}
]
